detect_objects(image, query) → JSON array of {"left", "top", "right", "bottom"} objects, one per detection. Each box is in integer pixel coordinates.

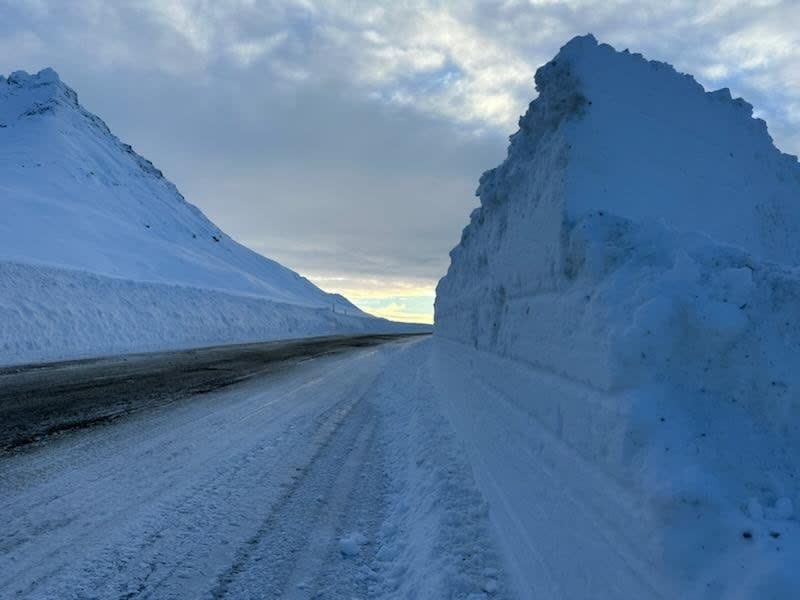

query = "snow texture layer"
[
  {"left": 0, "top": 69, "right": 419, "bottom": 365},
  {"left": 373, "top": 340, "right": 509, "bottom": 598},
  {"left": 435, "top": 35, "right": 800, "bottom": 598}
]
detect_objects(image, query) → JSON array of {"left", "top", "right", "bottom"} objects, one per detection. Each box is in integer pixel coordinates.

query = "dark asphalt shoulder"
[{"left": 0, "top": 333, "right": 428, "bottom": 453}]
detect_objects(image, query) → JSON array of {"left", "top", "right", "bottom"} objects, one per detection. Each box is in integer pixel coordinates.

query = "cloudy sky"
[{"left": 2, "top": 0, "right": 798, "bottom": 322}]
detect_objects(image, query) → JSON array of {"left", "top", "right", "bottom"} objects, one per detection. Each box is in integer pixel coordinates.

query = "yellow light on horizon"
[
  {"left": 308, "top": 274, "right": 436, "bottom": 324},
  {"left": 362, "top": 303, "right": 434, "bottom": 324}
]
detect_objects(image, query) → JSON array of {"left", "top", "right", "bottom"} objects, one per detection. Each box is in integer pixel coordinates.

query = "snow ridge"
[
  {"left": 474, "top": 34, "right": 800, "bottom": 266},
  {"left": 1, "top": 69, "right": 172, "bottom": 182},
  {"left": 0, "top": 68, "right": 361, "bottom": 310}
]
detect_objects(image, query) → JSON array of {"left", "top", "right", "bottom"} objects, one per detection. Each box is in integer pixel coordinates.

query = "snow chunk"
[{"left": 339, "top": 531, "right": 367, "bottom": 557}]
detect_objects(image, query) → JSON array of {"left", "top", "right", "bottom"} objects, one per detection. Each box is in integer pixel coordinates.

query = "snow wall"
[
  {"left": 434, "top": 35, "right": 800, "bottom": 598},
  {"left": 0, "top": 261, "right": 423, "bottom": 366}
]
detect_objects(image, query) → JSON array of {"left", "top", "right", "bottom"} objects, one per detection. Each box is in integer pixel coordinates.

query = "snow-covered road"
[{"left": 0, "top": 337, "right": 509, "bottom": 599}]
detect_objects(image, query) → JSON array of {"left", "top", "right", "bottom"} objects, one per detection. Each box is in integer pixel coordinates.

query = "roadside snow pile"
[
  {"left": 434, "top": 35, "right": 800, "bottom": 598},
  {"left": 0, "top": 69, "right": 421, "bottom": 365},
  {"left": 0, "top": 261, "right": 411, "bottom": 365},
  {"left": 371, "top": 339, "right": 510, "bottom": 599}
]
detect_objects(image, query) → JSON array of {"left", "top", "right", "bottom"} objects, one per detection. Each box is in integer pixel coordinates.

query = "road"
[
  {"left": 0, "top": 334, "right": 509, "bottom": 599},
  {"left": 0, "top": 334, "right": 424, "bottom": 452}
]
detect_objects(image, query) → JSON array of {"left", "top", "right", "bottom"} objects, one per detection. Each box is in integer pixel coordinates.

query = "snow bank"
[
  {"left": 371, "top": 339, "right": 510, "bottom": 599},
  {"left": 435, "top": 35, "right": 800, "bottom": 598},
  {"left": 0, "top": 261, "right": 417, "bottom": 366},
  {"left": 0, "top": 69, "right": 424, "bottom": 365}
]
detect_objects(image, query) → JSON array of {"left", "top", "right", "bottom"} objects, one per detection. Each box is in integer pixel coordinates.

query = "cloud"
[
  {"left": 352, "top": 296, "right": 436, "bottom": 324},
  {"left": 6, "top": 1, "right": 799, "bottom": 142},
  {"left": 227, "top": 32, "right": 288, "bottom": 67},
  {"left": 314, "top": 7, "right": 532, "bottom": 128},
  {"left": 145, "top": 1, "right": 214, "bottom": 53}
]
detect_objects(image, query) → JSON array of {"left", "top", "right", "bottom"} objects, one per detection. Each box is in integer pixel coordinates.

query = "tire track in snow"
[{"left": 210, "top": 381, "right": 381, "bottom": 599}]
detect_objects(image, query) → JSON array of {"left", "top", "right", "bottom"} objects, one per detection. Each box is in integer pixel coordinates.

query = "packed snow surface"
[
  {"left": 0, "top": 338, "right": 509, "bottom": 599},
  {"left": 0, "top": 69, "right": 420, "bottom": 365},
  {"left": 435, "top": 35, "right": 800, "bottom": 598}
]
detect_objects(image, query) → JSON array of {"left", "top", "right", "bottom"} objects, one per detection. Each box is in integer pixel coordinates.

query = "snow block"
[{"left": 434, "top": 35, "right": 800, "bottom": 598}]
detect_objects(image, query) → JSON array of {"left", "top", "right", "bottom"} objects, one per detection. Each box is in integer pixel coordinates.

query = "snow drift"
[
  {"left": 0, "top": 69, "right": 419, "bottom": 365},
  {"left": 434, "top": 35, "right": 800, "bottom": 598}
]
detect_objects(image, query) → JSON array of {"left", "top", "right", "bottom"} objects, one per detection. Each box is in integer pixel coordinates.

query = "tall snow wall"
[{"left": 434, "top": 35, "right": 800, "bottom": 598}]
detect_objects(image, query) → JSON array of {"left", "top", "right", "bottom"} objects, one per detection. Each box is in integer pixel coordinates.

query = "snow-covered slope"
[
  {"left": 0, "top": 68, "right": 359, "bottom": 309},
  {"left": 435, "top": 35, "right": 800, "bottom": 598},
  {"left": 0, "top": 69, "right": 420, "bottom": 365}
]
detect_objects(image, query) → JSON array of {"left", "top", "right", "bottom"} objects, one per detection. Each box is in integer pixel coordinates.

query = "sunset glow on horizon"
[{"left": 309, "top": 274, "right": 436, "bottom": 324}]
